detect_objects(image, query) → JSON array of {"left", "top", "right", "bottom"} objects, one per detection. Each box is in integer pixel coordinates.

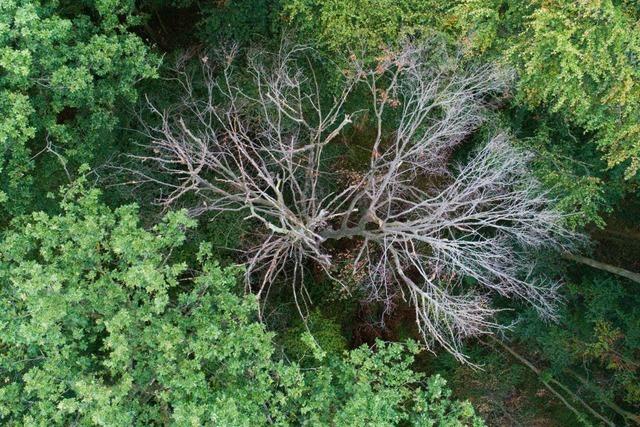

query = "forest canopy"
[
  {"left": 1, "top": 1, "right": 639, "bottom": 425},
  {"left": 0, "top": 181, "right": 482, "bottom": 425}
]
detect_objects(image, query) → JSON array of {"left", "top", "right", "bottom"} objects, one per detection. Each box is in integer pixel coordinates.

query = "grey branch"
[{"left": 128, "top": 41, "right": 579, "bottom": 362}]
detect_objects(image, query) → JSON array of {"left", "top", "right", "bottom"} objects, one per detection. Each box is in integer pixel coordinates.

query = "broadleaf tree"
[
  {"left": 0, "top": 179, "right": 484, "bottom": 426},
  {"left": 0, "top": 0, "right": 159, "bottom": 217},
  {"left": 454, "top": 0, "right": 640, "bottom": 176}
]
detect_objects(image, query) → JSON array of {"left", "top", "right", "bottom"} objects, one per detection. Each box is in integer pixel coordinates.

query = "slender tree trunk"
[
  {"left": 599, "top": 228, "right": 640, "bottom": 242},
  {"left": 562, "top": 252, "right": 640, "bottom": 284},
  {"left": 487, "top": 336, "right": 615, "bottom": 426},
  {"left": 566, "top": 369, "right": 640, "bottom": 424}
]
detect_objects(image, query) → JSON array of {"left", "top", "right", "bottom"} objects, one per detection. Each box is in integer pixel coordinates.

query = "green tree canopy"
[
  {"left": 454, "top": 0, "right": 640, "bottom": 179},
  {"left": 0, "top": 180, "right": 483, "bottom": 426},
  {"left": 0, "top": 0, "right": 159, "bottom": 217},
  {"left": 281, "top": 0, "right": 446, "bottom": 57}
]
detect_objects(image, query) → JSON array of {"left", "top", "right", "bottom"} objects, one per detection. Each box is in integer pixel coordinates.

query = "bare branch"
[{"left": 129, "top": 40, "right": 579, "bottom": 362}]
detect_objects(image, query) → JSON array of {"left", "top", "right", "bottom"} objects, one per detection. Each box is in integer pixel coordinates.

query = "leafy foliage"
[
  {"left": 197, "top": 0, "right": 280, "bottom": 45},
  {"left": 281, "top": 0, "right": 445, "bottom": 56},
  {"left": 454, "top": 0, "right": 640, "bottom": 179},
  {"left": 0, "top": 0, "right": 158, "bottom": 217},
  {"left": 515, "top": 272, "right": 640, "bottom": 419},
  {"left": 1, "top": 1, "right": 639, "bottom": 424},
  {"left": 280, "top": 310, "right": 348, "bottom": 364},
  {"left": 0, "top": 181, "right": 484, "bottom": 425},
  {"left": 501, "top": 107, "right": 625, "bottom": 228}
]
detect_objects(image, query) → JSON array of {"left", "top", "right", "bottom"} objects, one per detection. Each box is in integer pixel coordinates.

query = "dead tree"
[{"left": 128, "top": 41, "right": 578, "bottom": 362}]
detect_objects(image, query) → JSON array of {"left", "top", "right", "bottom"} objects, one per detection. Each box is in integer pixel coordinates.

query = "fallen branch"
[
  {"left": 566, "top": 368, "right": 640, "bottom": 425},
  {"left": 487, "top": 336, "right": 615, "bottom": 426},
  {"left": 563, "top": 252, "right": 640, "bottom": 284}
]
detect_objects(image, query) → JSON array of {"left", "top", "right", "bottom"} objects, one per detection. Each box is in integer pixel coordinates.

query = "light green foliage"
[
  {"left": 455, "top": 0, "right": 640, "bottom": 178},
  {"left": 0, "top": 0, "right": 158, "bottom": 216},
  {"left": 0, "top": 181, "right": 484, "bottom": 425},
  {"left": 281, "top": 309, "right": 348, "bottom": 364},
  {"left": 305, "top": 342, "right": 484, "bottom": 427},
  {"left": 281, "top": 0, "right": 445, "bottom": 56}
]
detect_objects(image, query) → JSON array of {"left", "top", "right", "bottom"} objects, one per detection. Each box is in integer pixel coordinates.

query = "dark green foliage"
[
  {"left": 426, "top": 342, "right": 590, "bottom": 426},
  {"left": 500, "top": 106, "right": 626, "bottom": 228},
  {"left": 0, "top": 0, "right": 159, "bottom": 217},
  {"left": 430, "top": 265, "right": 640, "bottom": 425},
  {"left": 197, "top": 0, "right": 280, "bottom": 45},
  {"left": 515, "top": 272, "right": 640, "bottom": 419}
]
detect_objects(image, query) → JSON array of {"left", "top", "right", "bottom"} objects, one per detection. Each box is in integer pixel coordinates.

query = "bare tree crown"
[{"left": 131, "top": 41, "right": 577, "bottom": 362}]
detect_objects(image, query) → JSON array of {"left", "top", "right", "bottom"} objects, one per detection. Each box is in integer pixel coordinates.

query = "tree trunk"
[{"left": 562, "top": 252, "right": 640, "bottom": 284}]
